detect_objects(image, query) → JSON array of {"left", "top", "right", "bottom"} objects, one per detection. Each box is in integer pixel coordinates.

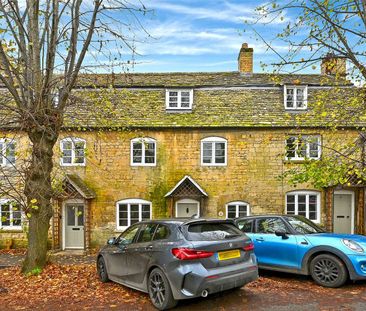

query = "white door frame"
[
  {"left": 175, "top": 198, "right": 200, "bottom": 218},
  {"left": 334, "top": 190, "right": 355, "bottom": 234},
  {"left": 62, "top": 198, "right": 85, "bottom": 250}
]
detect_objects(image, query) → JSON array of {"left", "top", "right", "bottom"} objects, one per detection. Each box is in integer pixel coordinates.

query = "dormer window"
[
  {"left": 284, "top": 85, "right": 307, "bottom": 110},
  {"left": 166, "top": 89, "right": 193, "bottom": 110}
]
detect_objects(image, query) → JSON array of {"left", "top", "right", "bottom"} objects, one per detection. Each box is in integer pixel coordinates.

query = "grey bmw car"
[{"left": 97, "top": 218, "right": 258, "bottom": 310}]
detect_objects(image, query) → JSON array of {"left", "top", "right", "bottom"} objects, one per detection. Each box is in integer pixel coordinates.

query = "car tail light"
[
  {"left": 172, "top": 248, "right": 214, "bottom": 260},
  {"left": 243, "top": 242, "right": 254, "bottom": 251}
]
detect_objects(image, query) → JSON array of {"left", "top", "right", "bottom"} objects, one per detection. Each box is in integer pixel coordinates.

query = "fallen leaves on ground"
[
  {"left": 0, "top": 264, "right": 150, "bottom": 310},
  {"left": 1, "top": 265, "right": 366, "bottom": 311},
  {"left": 0, "top": 249, "right": 26, "bottom": 256}
]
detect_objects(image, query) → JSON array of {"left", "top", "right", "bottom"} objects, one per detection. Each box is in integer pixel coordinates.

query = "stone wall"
[
  {"left": 0, "top": 128, "right": 360, "bottom": 248},
  {"left": 57, "top": 128, "right": 358, "bottom": 246}
]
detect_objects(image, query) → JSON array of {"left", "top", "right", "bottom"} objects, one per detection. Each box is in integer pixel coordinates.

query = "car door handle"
[
  {"left": 256, "top": 238, "right": 264, "bottom": 242},
  {"left": 112, "top": 248, "right": 126, "bottom": 254}
]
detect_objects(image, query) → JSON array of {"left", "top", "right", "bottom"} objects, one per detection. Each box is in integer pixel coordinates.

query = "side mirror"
[
  {"left": 107, "top": 237, "right": 116, "bottom": 245},
  {"left": 275, "top": 230, "right": 289, "bottom": 239}
]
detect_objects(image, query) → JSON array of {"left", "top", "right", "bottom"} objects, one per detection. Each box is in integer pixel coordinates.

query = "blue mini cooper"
[{"left": 235, "top": 215, "right": 366, "bottom": 287}]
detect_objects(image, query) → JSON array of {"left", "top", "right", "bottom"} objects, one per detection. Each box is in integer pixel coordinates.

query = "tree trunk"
[{"left": 22, "top": 128, "right": 58, "bottom": 274}]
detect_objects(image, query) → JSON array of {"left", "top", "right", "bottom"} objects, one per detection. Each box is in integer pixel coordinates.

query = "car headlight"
[{"left": 342, "top": 239, "right": 364, "bottom": 253}]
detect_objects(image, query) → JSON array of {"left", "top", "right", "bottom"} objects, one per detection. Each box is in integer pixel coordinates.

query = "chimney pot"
[{"left": 238, "top": 42, "right": 253, "bottom": 74}]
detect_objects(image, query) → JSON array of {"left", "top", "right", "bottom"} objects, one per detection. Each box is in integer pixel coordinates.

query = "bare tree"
[
  {"left": 245, "top": 0, "right": 366, "bottom": 188},
  {"left": 0, "top": 0, "right": 147, "bottom": 273},
  {"left": 249, "top": 0, "right": 366, "bottom": 82}
]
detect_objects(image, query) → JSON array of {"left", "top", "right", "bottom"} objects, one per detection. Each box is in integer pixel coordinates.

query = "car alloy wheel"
[
  {"left": 310, "top": 254, "right": 347, "bottom": 288},
  {"left": 97, "top": 257, "right": 109, "bottom": 283},
  {"left": 314, "top": 258, "right": 339, "bottom": 283},
  {"left": 150, "top": 272, "right": 166, "bottom": 307},
  {"left": 148, "top": 268, "right": 177, "bottom": 310}
]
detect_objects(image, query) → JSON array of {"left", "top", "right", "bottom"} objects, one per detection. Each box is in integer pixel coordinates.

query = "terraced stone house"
[{"left": 0, "top": 44, "right": 364, "bottom": 250}]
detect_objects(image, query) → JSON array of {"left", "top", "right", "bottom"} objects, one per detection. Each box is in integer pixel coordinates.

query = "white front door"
[
  {"left": 334, "top": 191, "right": 354, "bottom": 234},
  {"left": 64, "top": 204, "right": 85, "bottom": 249},
  {"left": 176, "top": 199, "right": 200, "bottom": 218}
]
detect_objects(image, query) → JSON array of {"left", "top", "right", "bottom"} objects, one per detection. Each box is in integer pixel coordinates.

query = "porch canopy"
[
  {"left": 165, "top": 175, "right": 207, "bottom": 199},
  {"left": 58, "top": 174, "right": 96, "bottom": 199},
  {"left": 165, "top": 175, "right": 207, "bottom": 218}
]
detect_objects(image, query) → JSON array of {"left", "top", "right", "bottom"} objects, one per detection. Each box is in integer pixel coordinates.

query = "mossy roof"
[
  {"left": 75, "top": 71, "right": 351, "bottom": 88},
  {"left": 64, "top": 72, "right": 362, "bottom": 128}
]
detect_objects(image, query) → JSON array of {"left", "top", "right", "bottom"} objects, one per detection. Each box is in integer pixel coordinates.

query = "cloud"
[{"left": 146, "top": 0, "right": 289, "bottom": 24}]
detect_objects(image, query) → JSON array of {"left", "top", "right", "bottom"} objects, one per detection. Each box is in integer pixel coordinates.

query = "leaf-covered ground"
[{"left": 1, "top": 264, "right": 366, "bottom": 310}]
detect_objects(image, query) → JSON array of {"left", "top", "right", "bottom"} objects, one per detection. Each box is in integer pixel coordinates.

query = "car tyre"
[
  {"left": 97, "top": 256, "right": 109, "bottom": 283},
  {"left": 310, "top": 254, "right": 348, "bottom": 288},
  {"left": 148, "top": 268, "right": 177, "bottom": 310}
]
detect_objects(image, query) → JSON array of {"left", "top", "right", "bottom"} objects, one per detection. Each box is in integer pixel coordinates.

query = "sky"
[{"left": 125, "top": 0, "right": 293, "bottom": 74}]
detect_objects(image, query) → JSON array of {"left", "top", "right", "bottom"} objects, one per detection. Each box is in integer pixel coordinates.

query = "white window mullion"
[
  {"left": 10, "top": 203, "right": 13, "bottom": 228},
  {"left": 177, "top": 91, "right": 181, "bottom": 108},
  {"left": 305, "top": 194, "right": 309, "bottom": 219},
  {"left": 306, "top": 138, "right": 310, "bottom": 158},
  {"left": 236, "top": 204, "right": 239, "bottom": 218},
  {"left": 139, "top": 203, "right": 142, "bottom": 222},
  {"left": 295, "top": 194, "right": 298, "bottom": 215},
  {"left": 293, "top": 88, "right": 297, "bottom": 108},
  {"left": 128, "top": 204, "right": 131, "bottom": 227},
  {"left": 71, "top": 142, "right": 75, "bottom": 164},
  {"left": 212, "top": 142, "right": 216, "bottom": 164},
  {"left": 141, "top": 142, "right": 145, "bottom": 165}
]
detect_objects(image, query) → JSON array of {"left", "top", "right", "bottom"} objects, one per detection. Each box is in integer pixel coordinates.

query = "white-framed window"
[
  {"left": 60, "top": 137, "right": 86, "bottom": 166},
  {"left": 116, "top": 199, "right": 152, "bottom": 230},
  {"left": 166, "top": 89, "right": 193, "bottom": 110},
  {"left": 0, "top": 139, "right": 16, "bottom": 167},
  {"left": 226, "top": 201, "right": 250, "bottom": 219},
  {"left": 0, "top": 199, "right": 22, "bottom": 230},
  {"left": 285, "top": 135, "right": 321, "bottom": 160},
  {"left": 286, "top": 191, "right": 320, "bottom": 223},
  {"left": 201, "top": 137, "right": 227, "bottom": 166},
  {"left": 130, "top": 137, "right": 156, "bottom": 166},
  {"left": 284, "top": 85, "right": 308, "bottom": 110}
]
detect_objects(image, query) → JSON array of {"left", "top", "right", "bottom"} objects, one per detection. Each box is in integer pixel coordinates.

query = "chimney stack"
[
  {"left": 238, "top": 43, "right": 253, "bottom": 74},
  {"left": 321, "top": 53, "right": 346, "bottom": 76}
]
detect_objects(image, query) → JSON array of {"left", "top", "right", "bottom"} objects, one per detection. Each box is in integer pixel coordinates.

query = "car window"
[
  {"left": 153, "top": 224, "right": 170, "bottom": 241},
  {"left": 185, "top": 222, "right": 243, "bottom": 241},
  {"left": 136, "top": 224, "right": 158, "bottom": 243},
  {"left": 284, "top": 216, "right": 324, "bottom": 234},
  {"left": 256, "top": 218, "right": 287, "bottom": 234},
  {"left": 118, "top": 225, "right": 140, "bottom": 246},
  {"left": 237, "top": 219, "right": 254, "bottom": 233}
]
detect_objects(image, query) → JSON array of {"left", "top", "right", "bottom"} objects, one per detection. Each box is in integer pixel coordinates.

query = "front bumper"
[{"left": 347, "top": 254, "right": 366, "bottom": 280}]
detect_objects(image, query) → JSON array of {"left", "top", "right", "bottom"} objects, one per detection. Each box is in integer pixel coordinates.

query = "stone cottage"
[{"left": 0, "top": 43, "right": 364, "bottom": 250}]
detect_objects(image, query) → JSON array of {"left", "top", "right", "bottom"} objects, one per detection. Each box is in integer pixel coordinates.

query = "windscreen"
[{"left": 184, "top": 222, "right": 244, "bottom": 241}]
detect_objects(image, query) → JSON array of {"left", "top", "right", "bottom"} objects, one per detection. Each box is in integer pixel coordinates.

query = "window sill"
[
  {"left": 284, "top": 108, "right": 308, "bottom": 112},
  {"left": 60, "top": 163, "right": 86, "bottom": 167},
  {"left": 165, "top": 109, "right": 192, "bottom": 113},
  {"left": 130, "top": 164, "right": 157, "bottom": 167},
  {"left": 0, "top": 228, "right": 23, "bottom": 233},
  {"left": 115, "top": 227, "right": 127, "bottom": 233},
  {"left": 284, "top": 159, "right": 320, "bottom": 164}
]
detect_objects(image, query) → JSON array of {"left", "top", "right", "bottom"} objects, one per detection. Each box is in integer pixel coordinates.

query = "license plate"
[{"left": 217, "top": 249, "right": 240, "bottom": 261}]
